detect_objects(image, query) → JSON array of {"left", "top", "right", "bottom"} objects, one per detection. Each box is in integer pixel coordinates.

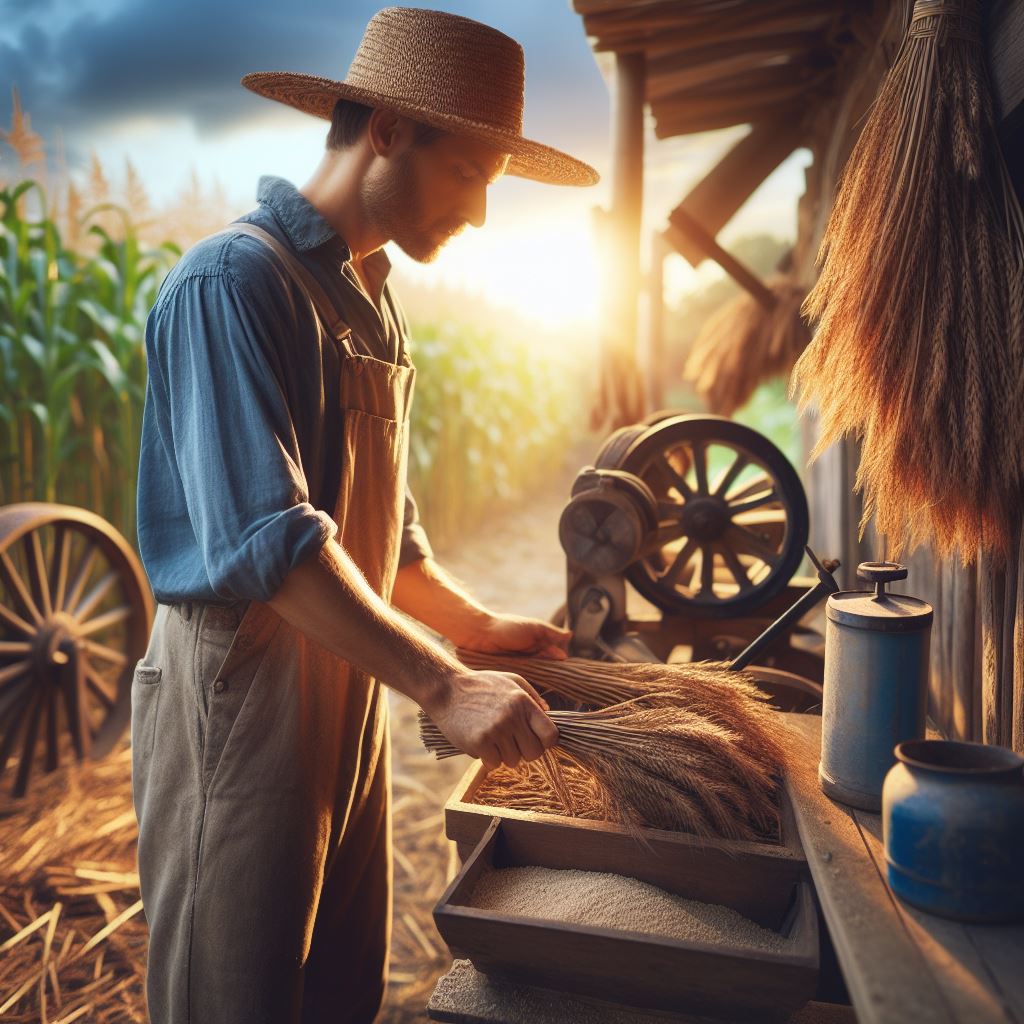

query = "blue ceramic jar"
[{"left": 883, "top": 739, "right": 1024, "bottom": 922}]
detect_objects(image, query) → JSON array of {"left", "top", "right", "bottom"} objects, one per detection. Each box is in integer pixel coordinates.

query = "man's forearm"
[
  {"left": 267, "top": 538, "right": 459, "bottom": 712},
  {"left": 391, "top": 556, "right": 489, "bottom": 645}
]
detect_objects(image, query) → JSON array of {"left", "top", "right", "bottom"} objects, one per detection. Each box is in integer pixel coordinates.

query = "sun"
[{"left": 391, "top": 203, "right": 602, "bottom": 332}]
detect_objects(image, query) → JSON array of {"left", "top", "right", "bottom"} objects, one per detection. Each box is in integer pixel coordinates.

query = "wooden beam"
[
  {"left": 646, "top": 30, "right": 826, "bottom": 81},
  {"left": 576, "top": 0, "right": 752, "bottom": 20},
  {"left": 652, "top": 97, "right": 806, "bottom": 138},
  {"left": 586, "top": 3, "right": 833, "bottom": 53},
  {"left": 657, "top": 116, "right": 805, "bottom": 264},
  {"left": 663, "top": 213, "right": 776, "bottom": 310},
  {"left": 649, "top": 62, "right": 831, "bottom": 108}
]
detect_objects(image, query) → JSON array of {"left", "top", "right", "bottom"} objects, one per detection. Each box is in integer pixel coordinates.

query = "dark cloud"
[{"left": 1, "top": 0, "right": 606, "bottom": 160}]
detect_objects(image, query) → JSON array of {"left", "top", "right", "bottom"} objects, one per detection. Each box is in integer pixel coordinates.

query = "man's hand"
[
  {"left": 455, "top": 612, "right": 571, "bottom": 660},
  {"left": 424, "top": 668, "right": 560, "bottom": 770}
]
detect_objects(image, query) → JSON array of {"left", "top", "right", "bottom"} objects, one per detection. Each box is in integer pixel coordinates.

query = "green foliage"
[
  {"left": 0, "top": 181, "right": 178, "bottom": 542},
  {"left": 406, "top": 319, "right": 583, "bottom": 547}
]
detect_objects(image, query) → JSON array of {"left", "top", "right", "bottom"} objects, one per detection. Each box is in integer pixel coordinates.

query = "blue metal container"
[
  {"left": 819, "top": 562, "right": 932, "bottom": 811},
  {"left": 883, "top": 739, "right": 1024, "bottom": 922}
]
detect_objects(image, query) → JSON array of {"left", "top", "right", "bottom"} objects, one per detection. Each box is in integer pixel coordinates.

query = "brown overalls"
[{"left": 131, "top": 223, "right": 414, "bottom": 1024}]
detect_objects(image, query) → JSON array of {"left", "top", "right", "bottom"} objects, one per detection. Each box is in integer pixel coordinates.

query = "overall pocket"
[{"left": 130, "top": 661, "right": 162, "bottom": 818}]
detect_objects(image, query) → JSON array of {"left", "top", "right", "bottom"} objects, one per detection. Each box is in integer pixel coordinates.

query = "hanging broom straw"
[
  {"left": 791, "top": 0, "right": 1024, "bottom": 561},
  {"left": 684, "top": 275, "right": 811, "bottom": 417},
  {"left": 421, "top": 656, "right": 786, "bottom": 842}
]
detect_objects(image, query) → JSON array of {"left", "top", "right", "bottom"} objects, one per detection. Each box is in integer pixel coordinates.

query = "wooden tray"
[
  {"left": 445, "top": 760, "right": 808, "bottom": 924},
  {"left": 434, "top": 816, "right": 819, "bottom": 1020}
]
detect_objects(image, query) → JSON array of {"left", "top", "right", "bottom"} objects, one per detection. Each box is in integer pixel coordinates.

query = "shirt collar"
[
  {"left": 255, "top": 174, "right": 349, "bottom": 258},
  {"left": 254, "top": 175, "right": 393, "bottom": 299}
]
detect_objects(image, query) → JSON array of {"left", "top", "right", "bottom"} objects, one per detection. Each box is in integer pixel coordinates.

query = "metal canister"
[{"left": 819, "top": 561, "right": 933, "bottom": 811}]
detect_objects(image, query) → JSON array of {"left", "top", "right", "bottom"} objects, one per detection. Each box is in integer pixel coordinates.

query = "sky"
[{"left": 0, "top": 0, "right": 810, "bottom": 327}]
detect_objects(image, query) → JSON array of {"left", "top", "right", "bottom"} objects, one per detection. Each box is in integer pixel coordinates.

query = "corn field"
[
  {"left": 0, "top": 177, "right": 585, "bottom": 555},
  {"left": 406, "top": 319, "right": 583, "bottom": 547},
  {"left": 0, "top": 181, "right": 178, "bottom": 543}
]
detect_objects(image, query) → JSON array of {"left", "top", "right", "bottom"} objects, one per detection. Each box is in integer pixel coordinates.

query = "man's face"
[{"left": 361, "top": 127, "right": 509, "bottom": 263}]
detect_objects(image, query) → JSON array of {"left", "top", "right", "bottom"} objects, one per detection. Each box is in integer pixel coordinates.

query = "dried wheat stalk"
[
  {"left": 457, "top": 651, "right": 781, "bottom": 755},
  {"left": 421, "top": 656, "right": 785, "bottom": 842},
  {"left": 684, "top": 276, "right": 811, "bottom": 416},
  {"left": 791, "top": 0, "right": 1024, "bottom": 561}
]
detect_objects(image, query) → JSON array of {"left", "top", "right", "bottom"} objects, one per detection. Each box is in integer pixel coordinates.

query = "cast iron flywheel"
[{"left": 597, "top": 415, "right": 808, "bottom": 618}]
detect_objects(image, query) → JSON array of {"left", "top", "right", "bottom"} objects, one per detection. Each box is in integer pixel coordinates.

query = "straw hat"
[{"left": 241, "top": 6, "right": 599, "bottom": 187}]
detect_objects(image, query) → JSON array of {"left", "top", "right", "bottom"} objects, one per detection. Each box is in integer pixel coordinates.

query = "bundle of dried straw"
[
  {"left": 684, "top": 276, "right": 811, "bottom": 416},
  {"left": 421, "top": 654, "right": 786, "bottom": 842},
  {"left": 792, "top": 0, "right": 1024, "bottom": 560}
]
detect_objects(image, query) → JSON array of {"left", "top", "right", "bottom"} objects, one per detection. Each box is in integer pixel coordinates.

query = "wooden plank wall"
[{"left": 795, "top": 0, "right": 1023, "bottom": 750}]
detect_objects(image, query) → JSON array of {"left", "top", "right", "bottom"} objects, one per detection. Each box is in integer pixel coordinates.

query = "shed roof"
[{"left": 572, "top": 0, "right": 874, "bottom": 138}]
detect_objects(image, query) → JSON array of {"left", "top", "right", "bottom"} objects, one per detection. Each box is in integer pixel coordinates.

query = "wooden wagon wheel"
[
  {"left": 0, "top": 503, "right": 153, "bottom": 797},
  {"left": 614, "top": 415, "right": 809, "bottom": 619}
]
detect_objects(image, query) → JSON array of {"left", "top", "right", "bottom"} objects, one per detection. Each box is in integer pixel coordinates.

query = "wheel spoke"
[
  {"left": 692, "top": 441, "right": 709, "bottom": 496},
  {"left": 0, "top": 673, "right": 32, "bottom": 720},
  {"left": 62, "top": 544, "right": 99, "bottom": 616},
  {"left": 0, "top": 659, "right": 32, "bottom": 687},
  {"left": 81, "top": 639, "right": 128, "bottom": 667},
  {"left": 726, "top": 524, "right": 781, "bottom": 565},
  {"left": 659, "top": 456, "right": 694, "bottom": 501},
  {"left": 63, "top": 674, "right": 93, "bottom": 760},
  {"left": 0, "top": 600, "right": 35, "bottom": 637},
  {"left": 0, "top": 551, "right": 43, "bottom": 625},
  {"left": 0, "top": 641, "right": 31, "bottom": 656},
  {"left": 51, "top": 525, "right": 72, "bottom": 611},
  {"left": 85, "top": 668, "right": 116, "bottom": 711},
  {"left": 25, "top": 531, "right": 52, "bottom": 619},
  {"left": 718, "top": 544, "right": 754, "bottom": 594},
  {"left": 729, "top": 488, "right": 778, "bottom": 516},
  {"left": 699, "top": 546, "right": 715, "bottom": 597},
  {"left": 14, "top": 689, "right": 44, "bottom": 796},
  {"left": 659, "top": 538, "right": 699, "bottom": 588},
  {"left": 44, "top": 684, "right": 59, "bottom": 772},
  {"left": 727, "top": 474, "right": 774, "bottom": 503},
  {"left": 0, "top": 689, "right": 34, "bottom": 772},
  {"left": 73, "top": 570, "right": 119, "bottom": 622},
  {"left": 656, "top": 500, "right": 683, "bottom": 521},
  {"left": 713, "top": 453, "right": 749, "bottom": 498},
  {"left": 78, "top": 604, "right": 131, "bottom": 638}
]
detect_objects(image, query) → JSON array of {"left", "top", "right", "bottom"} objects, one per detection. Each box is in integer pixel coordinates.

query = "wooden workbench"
[{"left": 780, "top": 714, "right": 1024, "bottom": 1024}]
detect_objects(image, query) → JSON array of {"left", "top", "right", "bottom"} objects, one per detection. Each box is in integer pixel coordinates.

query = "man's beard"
[{"left": 361, "top": 149, "right": 464, "bottom": 263}]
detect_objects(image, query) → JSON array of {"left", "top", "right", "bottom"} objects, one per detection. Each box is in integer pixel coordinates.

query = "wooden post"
[
  {"left": 646, "top": 231, "right": 667, "bottom": 410},
  {"left": 603, "top": 51, "right": 646, "bottom": 425}
]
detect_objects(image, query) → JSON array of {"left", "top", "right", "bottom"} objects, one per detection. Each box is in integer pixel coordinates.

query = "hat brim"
[{"left": 242, "top": 71, "right": 599, "bottom": 187}]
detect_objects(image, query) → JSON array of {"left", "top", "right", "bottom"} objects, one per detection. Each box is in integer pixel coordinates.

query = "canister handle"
[{"left": 857, "top": 561, "right": 907, "bottom": 598}]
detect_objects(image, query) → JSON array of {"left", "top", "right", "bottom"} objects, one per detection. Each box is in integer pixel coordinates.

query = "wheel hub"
[
  {"left": 31, "top": 612, "right": 80, "bottom": 675},
  {"left": 680, "top": 497, "right": 730, "bottom": 542}
]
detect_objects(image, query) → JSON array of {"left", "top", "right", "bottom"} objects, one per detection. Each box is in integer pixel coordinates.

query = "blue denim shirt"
[{"left": 137, "top": 176, "right": 433, "bottom": 604}]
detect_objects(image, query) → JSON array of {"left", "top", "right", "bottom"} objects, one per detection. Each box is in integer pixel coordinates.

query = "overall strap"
[{"left": 226, "top": 222, "right": 354, "bottom": 345}]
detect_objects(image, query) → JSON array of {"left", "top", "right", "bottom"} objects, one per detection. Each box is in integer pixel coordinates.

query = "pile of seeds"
[{"left": 469, "top": 865, "right": 788, "bottom": 952}]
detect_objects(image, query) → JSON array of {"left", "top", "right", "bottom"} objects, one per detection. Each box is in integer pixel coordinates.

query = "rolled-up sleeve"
[
  {"left": 147, "top": 268, "right": 337, "bottom": 601},
  {"left": 399, "top": 484, "right": 433, "bottom": 567}
]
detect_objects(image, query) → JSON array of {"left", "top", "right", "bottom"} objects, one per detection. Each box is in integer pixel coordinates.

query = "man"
[{"left": 131, "top": 6, "right": 598, "bottom": 1024}]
